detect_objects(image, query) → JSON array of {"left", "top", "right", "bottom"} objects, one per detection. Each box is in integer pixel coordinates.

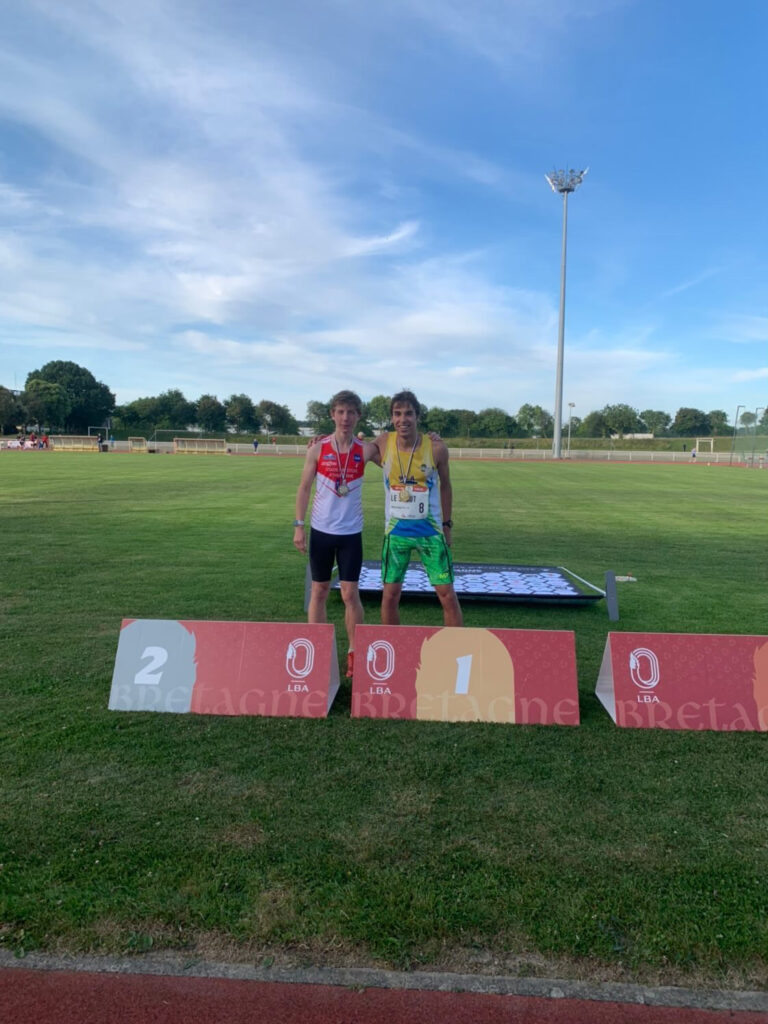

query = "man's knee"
[
  {"left": 381, "top": 584, "right": 401, "bottom": 605},
  {"left": 339, "top": 582, "right": 361, "bottom": 605},
  {"left": 435, "top": 585, "right": 458, "bottom": 607}
]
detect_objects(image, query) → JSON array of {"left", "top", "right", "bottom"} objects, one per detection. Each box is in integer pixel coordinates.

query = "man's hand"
[{"left": 293, "top": 525, "right": 307, "bottom": 553}]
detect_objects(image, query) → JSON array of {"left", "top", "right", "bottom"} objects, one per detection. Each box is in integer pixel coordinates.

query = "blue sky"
[{"left": 1, "top": 0, "right": 766, "bottom": 423}]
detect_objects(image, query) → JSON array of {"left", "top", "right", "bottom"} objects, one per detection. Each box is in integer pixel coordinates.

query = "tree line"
[
  {"left": 1, "top": 360, "right": 765, "bottom": 438},
  {"left": 308, "top": 398, "right": 761, "bottom": 439},
  {"left": 0, "top": 361, "right": 298, "bottom": 436}
]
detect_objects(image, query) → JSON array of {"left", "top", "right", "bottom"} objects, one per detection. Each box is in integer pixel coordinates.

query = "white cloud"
[
  {"left": 659, "top": 268, "right": 721, "bottom": 299},
  {"left": 387, "top": 0, "right": 629, "bottom": 66},
  {"left": 343, "top": 221, "right": 420, "bottom": 256},
  {"left": 716, "top": 315, "right": 768, "bottom": 344},
  {"left": 1, "top": 0, "right": 763, "bottom": 422},
  {"left": 732, "top": 368, "right": 768, "bottom": 382}
]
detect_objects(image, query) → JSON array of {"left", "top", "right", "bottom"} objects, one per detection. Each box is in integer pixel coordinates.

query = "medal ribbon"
[
  {"left": 396, "top": 434, "right": 419, "bottom": 487},
  {"left": 333, "top": 436, "right": 353, "bottom": 493}
]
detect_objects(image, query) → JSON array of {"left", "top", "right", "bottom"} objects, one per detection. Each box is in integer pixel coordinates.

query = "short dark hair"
[
  {"left": 329, "top": 390, "right": 362, "bottom": 415},
  {"left": 389, "top": 390, "right": 421, "bottom": 418}
]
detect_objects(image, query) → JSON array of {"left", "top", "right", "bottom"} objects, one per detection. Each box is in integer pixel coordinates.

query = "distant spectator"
[{"left": 252, "top": 438, "right": 259, "bottom": 453}]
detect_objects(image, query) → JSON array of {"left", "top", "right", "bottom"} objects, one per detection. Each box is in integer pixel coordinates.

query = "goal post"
[{"left": 695, "top": 438, "right": 714, "bottom": 453}]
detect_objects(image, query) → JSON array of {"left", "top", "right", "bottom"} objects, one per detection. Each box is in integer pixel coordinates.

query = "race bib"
[{"left": 389, "top": 484, "right": 429, "bottom": 520}]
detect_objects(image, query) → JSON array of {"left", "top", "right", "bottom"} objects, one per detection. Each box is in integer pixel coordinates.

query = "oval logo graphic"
[
  {"left": 629, "top": 647, "right": 660, "bottom": 689},
  {"left": 366, "top": 640, "right": 395, "bottom": 681},
  {"left": 286, "top": 639, "right": 315, "bottom": 678}
]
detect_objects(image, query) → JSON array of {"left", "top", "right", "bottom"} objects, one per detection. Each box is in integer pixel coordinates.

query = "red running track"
[{"left": 2, "top": 968, "right": 766, "bottom": 1024}]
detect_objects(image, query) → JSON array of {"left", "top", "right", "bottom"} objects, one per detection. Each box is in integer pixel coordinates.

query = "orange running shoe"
[{"left": 346, "top": 651, "right": 355, "bottom": 679}]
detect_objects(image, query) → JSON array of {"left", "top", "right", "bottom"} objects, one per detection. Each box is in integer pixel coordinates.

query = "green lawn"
[{"left": 1, "top": 452, "right": 766, "bottom": 987}]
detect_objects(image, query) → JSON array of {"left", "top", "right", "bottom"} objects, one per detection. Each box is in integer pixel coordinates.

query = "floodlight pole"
[{"left": 545, "top": 167, "right": 587, "bottom": 459}]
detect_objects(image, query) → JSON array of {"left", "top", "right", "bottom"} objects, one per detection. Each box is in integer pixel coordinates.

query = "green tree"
[
  {"left": 0, "top": 386, "right": 25, "bottom": 433},
  {"left": 306, "top": 400, "right": 333, "bottom": 435},
  {"left": 707, "top": 410, "right": 729, "bottom": 436},
  {"left": 225, "top": 394, "right": 259, "bottom": 433},
  {"left": 25, "top": 360, "right": 114, "bottom": 431},
  {"left": 258, "top": 400, "right": 298, "bottom": 435},
  {"left": 455, "top": 409, "right": 479, "bottom": 439},
  {"left": 672, "top": 407, "right": 710, "bottom": 436},
  {"left": 114, "top": 389, "right": 196, "bottom": 434},
  {"left": 639, "top": 409, "right": 671, "bottom": 436},
  {"left": 739, "top": 411, "right": 757, "bottom": 429},
  {"left": 24, "top": 379, "right": 71, "bottom": 429},
  {"left": 423, "top": 407, "right": 459, "bottom": 436},
  {"left": 196, "top": 395, "right": 226, "bottom": 432},
  {"left": 113, "top": 397, "right": 157, "bottom": 433},
  {"left": 579, "top": 410, "right": 611, "bottom": 437},
  {"left": 601, "top": 403, "right": 640, "bottom": 437},
  {"left": 365, "top": 395, "right": 391, "bottom": 430},
  {"left": 154, "top": 390, "right": 196, "bottom": 429},
  {"left": 516, "top": 404, "right": 553, "bottom": 437},
  {"left": 476, "top": 407, "right": 516, "bottom": 437}
]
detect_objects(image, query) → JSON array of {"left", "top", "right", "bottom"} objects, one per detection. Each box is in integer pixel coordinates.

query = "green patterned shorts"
[{"left": 381, "top": 532, "right": 454, "bottom": 586}]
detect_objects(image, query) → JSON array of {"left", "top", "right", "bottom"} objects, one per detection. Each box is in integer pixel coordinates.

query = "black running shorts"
[{"left": 309, "top": 528, "right": 363, "bottom": 583}]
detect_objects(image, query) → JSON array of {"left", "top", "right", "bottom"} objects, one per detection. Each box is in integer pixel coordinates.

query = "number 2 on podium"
[{"left": 134, "top": 646, "right": 168, "bottom": 685}]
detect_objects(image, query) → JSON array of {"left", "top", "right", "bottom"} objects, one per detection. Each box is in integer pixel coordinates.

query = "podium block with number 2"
[{"left": 108, "top": 619, "right": 339, "bottom": 717}]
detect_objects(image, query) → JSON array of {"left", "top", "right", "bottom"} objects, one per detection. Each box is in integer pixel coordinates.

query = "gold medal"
[{"left": 395, "top": 436, "right": 419, "bottom": 501}]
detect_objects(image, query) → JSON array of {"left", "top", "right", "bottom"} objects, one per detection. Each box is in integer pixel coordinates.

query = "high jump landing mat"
[{"left": 318, "top": 562, "right": 619, "bottom": 618}]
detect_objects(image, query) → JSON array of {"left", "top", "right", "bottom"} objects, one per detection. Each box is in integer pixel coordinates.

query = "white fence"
[
  {"left": 106, "top": 440, "right": 765, "bottom": 465},
  {"left": 446, "top": 448, "right": 765, "bottom": 465}
]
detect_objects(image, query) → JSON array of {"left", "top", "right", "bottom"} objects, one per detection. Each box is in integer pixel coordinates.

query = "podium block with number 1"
[{"left": 351, "top": 625, "right": 579, "bottom": 725}]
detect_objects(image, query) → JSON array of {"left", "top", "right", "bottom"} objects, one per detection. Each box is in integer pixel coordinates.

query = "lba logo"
[
  {"left": 285, "top": 638, "right": 315, "bottom": 691},
  {"left": 629, "top": 647, "right": 660, "bottom": 703}
]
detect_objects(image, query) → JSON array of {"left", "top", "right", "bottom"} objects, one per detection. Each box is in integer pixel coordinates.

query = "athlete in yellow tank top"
[{"left": 372, "top": 390, "right": 463, "bottom": 627}]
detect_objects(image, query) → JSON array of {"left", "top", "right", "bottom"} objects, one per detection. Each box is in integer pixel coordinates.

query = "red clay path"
[{"left": 2, "top": 967, "right": 767, "bottom": 1024}]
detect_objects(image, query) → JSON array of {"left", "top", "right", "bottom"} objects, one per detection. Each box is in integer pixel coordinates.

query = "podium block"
[
  {"left": 351, "top": 625, "right": 579, "bottom": 725},
  {"left": 108, "top": 620, "right": 339, "bottom": 717},
  {"left": 596, "top": 631, "right": 768, "bottom": 731}
]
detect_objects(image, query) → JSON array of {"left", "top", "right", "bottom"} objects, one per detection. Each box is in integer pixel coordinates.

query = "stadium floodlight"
[{"left": 545, "top": 166, "right": 588, "bottom": 459}]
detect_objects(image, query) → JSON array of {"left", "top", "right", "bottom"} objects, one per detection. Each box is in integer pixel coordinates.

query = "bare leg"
[
  {"left": 381, "top": 582, "right": 403, "bottom": 625},
  {"left": 434, "top": 584, "right": 463, "bottom": 627},
  {"left": 339, "top": 581, "right": 364, "bottom": 650},
  {"left": 308, "top": 580, "right": 331, "bottom": 623}
]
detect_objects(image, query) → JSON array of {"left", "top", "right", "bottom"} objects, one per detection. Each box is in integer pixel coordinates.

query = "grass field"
[{"left": 1, "top": 452, "right": 766, "bottom": 987}]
